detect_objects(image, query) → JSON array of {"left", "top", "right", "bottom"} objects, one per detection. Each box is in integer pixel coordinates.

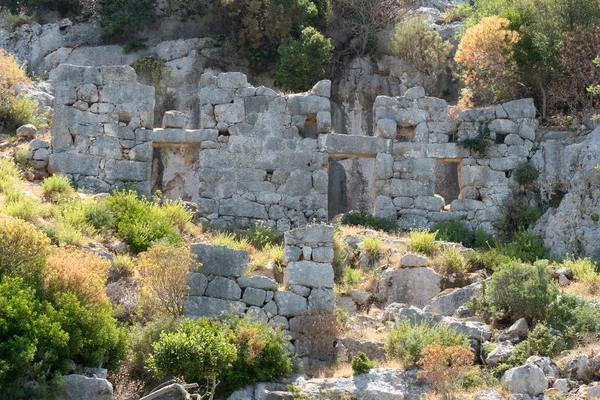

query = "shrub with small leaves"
[
  {"left": 433, "top": 220, "right": 474, "bottom": 246},
  {"left": 409, "top": 229, "right": 439, "bottom": 256},
  {"left": 417, "top": 345, "right": 474, "bottom": 400},
  {"left": 352, "top": 352, "right": 375, "bottom": 375},
  {"left": 42, "top": 175, "right": 74, "bottom": 204},
  {"left": 341, "top": 211, "right": 395, "bottom": 232},
  {"left": 440, "top": 247, "right": 468, "bottom": 274},
  {"left": 512, "top": 162, "right": 539, "bottom": 185}
]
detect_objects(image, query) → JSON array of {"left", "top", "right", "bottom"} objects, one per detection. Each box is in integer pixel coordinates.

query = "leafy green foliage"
[
  {"left": 471, "top": 261, "right": 557, "bottom": 324},
  {"left": 499, "top": 231, "right": 549, "bottom": 263},
  {"left": 273, "top": 27, "right": 333, "bottom": 91},
  {"left": 344, "top": 266, "right": 361, "bottom": 287},
  {"left": 547, "top": 293, "right": 600, "bottom": 346},
  {"left": 247, "top": 221, "right": 282, "bottom": 249},
  {"left": 42, "top": 175, "right": 74, "bottom": 204},
  {"left": 385, "top": 320, "right": 469, "bottom": 368},
  {"left": 352, "top": 352, "right": 374, "bottom": 375},
  {"left": 458, "top": 124, "right": 493, "bottom": 157},
  {"left": 513, "top": 162, "right": 539, "bottom": 185},
  {"left": 100, "top": 0, "right": 157, "bottom": 41},
  {"left": 409, "top": 229, "right": 439, "bottom": 256},
  {"left": 433, "top": 220, "right": 474, "bottom": 246},
  {"left": 440, "top": 247, "right": 468, "bottom": 274},
  {"left": 341, "top": 211, "right": 395, "bottom": 232},
  {"left": 359, "top": 236, "right": 382, "bottom": 262}
]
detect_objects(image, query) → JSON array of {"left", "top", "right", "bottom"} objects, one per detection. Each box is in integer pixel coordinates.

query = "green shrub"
[
  {"left": 0, "top": 158, "right": 21, "bottom": 193},
  {"left": 440, "top": 247, "right": 468, "bottom": 274},
  {"left": 458, "top": 125, "right": 493, "bottom": 157},
  {"left": 433, "top": 220, "right": 474, "bottom": 246},
  {"left": 352, "top": 352, "right": 374, "bottom": 375},
  {"left": 471, "top": 261, "right": 557, "bottom": 324},
  {"left": 359, "top": 236, "right": 382, "bottom": 262},
  {"left": 513, "top": 162, "right": 539, "bottom": 185},
  {"left": 210, "top": 231, "right": 254, "bottom": 252},
  {"left": 341, "top": 211, "right": 395, "bottom": 232},
  {"left": 547, "top": 293, "right": 600, "bottom": 346},
  {"left": 220, "top": 314, "right": 294, "bottom": 393},
  {"left": 333, "top": 227, "right": 349, "bottom": 283},
  {"left": 128, "top": 316, "right": 182, "bottom": 383},
  {"left": 559, "top": 258, "right": 600, "bottom": 288},
  {"left": 474, "top": 227, "right": 496, "bottom": 249},
  {"left": 443, "top": 3, "right": 473, "bottom": 23},
  {"left": 465, "top": 248, "right": 511, "bottom": 272},
  {"left": 385, "top": 320, "right": 469, "bottom": 368},
  {"left": 100, "top": 0, "right": 156, "bottom": 40},
  {"left": 344, "top": 266, "right": 361, "bottom": 287},
  {"left": 273, "top": 27, "right": 333, "bottom": 91},
  {"left": 391, "top": 16, "right": 452, "bottom": 74},
  {"left": 9, "top": 95, "right": 40, "bottom": 128},
  {"left": 106, "top": 190, "right": 184, "bottom": 253},
  {"left": 247, "top": 221, "right": 281, "bottom": 249},
  {"left": 0, "top": 215, "right": 49, "bottom": 282},
  {"left": 83, "top": 200, "right": 116, "bottom": 232},
  {"left": 148, "top": 318, "right": 237, "bottom": 393},
  {"left": 4, "top": 9, "right": 37, "bottom": 30},
  {"left": 14, "top": 148, "right": 30, "bottom": 165},
  {"left": 409, "top": 229, "right": 439, "bottom": 256},
  {"left": 42, "top": 175, "right": 74, "bottom": 204},
  {"left": 495, "top": 323, "right": 564, "bottom": 376},
  {"left": 1, "top": 190, "right": 50, "bottom": 222},
  {"left": 499, "top": 231, "right": 549, "bottom": 263}
]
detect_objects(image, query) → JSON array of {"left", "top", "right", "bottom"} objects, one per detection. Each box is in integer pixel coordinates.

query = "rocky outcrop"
[{"left": 57, "top": 374, "right": 113, "bottom": 400}]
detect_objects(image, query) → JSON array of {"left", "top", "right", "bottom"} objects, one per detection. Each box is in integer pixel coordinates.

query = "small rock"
[
  {"left": 553, "top": 378, "right": 569, "bottom": 393},
  {"left": 400, "top": 253, "right": 427, "bottom": 267},
  {"left": 350, "top": 290, "right": 371, "bottom": 306},
  {"left": 501, "top": 364, "right": 548, "bottom": 395},
  {"left": 506, "top": 318, "right": 529, "bottom": 339},
  {"left": 404, "top": 86, "right": 425, "bottom": 100},
  {"left": 474, "top": 389, "right": 503, "bottom": 400},
  {"left": 486, "top": 342, "right": 514, "bottom": 368},
  {"left": 558, "top": 274, "right": 570, "bottom": 286},
  {"left": 16, "top": 124, "right": 37, "bottom": 139}
]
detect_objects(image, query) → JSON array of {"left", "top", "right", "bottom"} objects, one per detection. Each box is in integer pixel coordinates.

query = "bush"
[
  {"left": 512, "top": 162, "right": 539, "bottom": 185},
  {"left": 391, "top": 16, "right": 452, "bottom": 75},
  {"left": 409, "top": 229, "right": 439, "bottom": 256},
  {"left": 458, "top": 124, "right": 493, "bottom": 157},
  {"left": 45, "top": 248, "right": 110, "bottom": 308},
  {"left": 210, "top": 231, "right": 254, "bottom": 253},
  {"left": 1, "top": 189, "right": 50, "bottom": 223},
  {"left": 455, "top": 16, "right": 520, "bottom": 104},
  {"left": 99, "top": 0, "right": 156, "bottom": 41},
  {"left": 107, "top": 190, "right": 188, "bottom": 253},
  {"left": 547, "top": 293, "right": 600, "bottom": 346},
  {"left": 359, "top": 236, "right": 382, "bottom": 262},
  {"left": 500, "top": 231, "right": 549, "bottom": 263},
  {"left": 0, "top": 158, "right": 21, "bottom": 193},
  {"left": 341, "top": 210, "right": 395, "bottom": 232},
  {"left": 83, "top": 199, "right": 116, "bottom": 232},
  {"left": 443, "top": 3, "right": 473, "bottom": 23},
  {"left": 273, "top": 27, "right": 333, "bottom": 91},
  {"left": 417, "top": 345, "right": 474, "bottom": 400},
  {"left": 0, "top": 215, "right": 49, "bottom": 282},
  {"left": 14, "top": 148, "right": 30, "bottom": 165},
  {"left": 472, "top": 261, "right": 557, "bottom": 324},
  {"left": 465, "top": 248, "right": 510, "bottom": 272},
  {"left": 42, "top": 175, "right": 74, "bottom": 204},
  {"left": 559, "top": 258, "right": 600, "bottom": 292},
  {"left": 352, "top": 352, "right": 375, "bottom": 375},
  {"left": 440, "top": 247, "right": 468, "bottom": 274},
  {"left": 148, "top": 318, "right": 237, "bottom": 395},
  {"left": 247, "top": 221, "right": 281, "bottom": 249},
  {"left": 220, "top": 314, "right": 294, "bottom": 393},
  {"left": 0, "top": 49, "right": 36, "bottom": 130},
  {"left": 385, "top": 320, "right": 469, "bottom": 368},
  {"left": 495, "top": 323, "right": 564, "bottom": 376},
  {"left": 433, "top": 221, "right": 474, "bottom": 246},
  {"left": 474, "top": 227, "right": 496, "bottom": 249},
  {"left": 137, "top": 244, "right": 197, "bottom": 319},
  {"left": 344, "top": 266, "right": 361, "bottom": 287}
]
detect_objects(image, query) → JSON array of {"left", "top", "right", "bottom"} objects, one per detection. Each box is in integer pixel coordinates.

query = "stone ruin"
[
  {"left": 48, "top": 63, "right": 538, "bottom": 233},
  {"left": 184, "top": 224, "right": 335, "bottom": 366}
]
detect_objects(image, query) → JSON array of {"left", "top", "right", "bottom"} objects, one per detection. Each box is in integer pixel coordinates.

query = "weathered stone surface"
[
  {"left": 184, "top": 296, "right": 246, "bottom": 319},
  {"left": 474, "top": 389, "right": 503, "bottom": 400},
  {"left": 205, "top": 276, "right": 242, "bottom": 300},
  {"left": 284, "top": 225, "right": 334, "bottom": 247},
  {"left": 404, "top": 86, "right": 425, "bottom": 100},
  {"left": 318, "top": 133, "right": 391, "bottom": 155},
  {"left": 16, "top": 124, "right": 38, "bottom": 139},
  {"left": 57, "top": 374, "right": 112, "bottom": 400},
  {"left": 311, "top": 247, "right": 334, "bottom": 263},
  {"left": 48, "top": 153, "right": 100, "bottom": 176},
  {"left": 274, "top": 291, "right": 308, "bottom": 317},
  {"left": 190, "top": 244, "right": 249, "bottom": 278},
  {"left": 219, "top": 198, "right": 268, "bottom": 219},
  {"left": 502, "top": 364, "right": 548, "bottom": 395},
  {"left": 216, "top": 72, "right": 248, "bottom": 89},
  {"left": 486, "top": 342, "right": 514, "bottom": 368},
  {"left": 285, "top": 261, "right": 334, "bottom": 288},
  {"left": 308, "top": 288, "right": 334, "bottom": 313},
  {"left": 430, "top": 283, "right": 479, "bottom": 316},
  {"left": 376, "top": 267, "right": 441, "bottom": 307},
  {"left": 502, "top": 98, "right": 537, "bottom": 119},
  {"left": 186, "top": 272, "right": 208, "bottom": 296},
  {"left": 375, "top": 195, "right": 396, "bottom": 221},
  {"left": 237, "top": 276, "right": 278, "bottom": 291},
  {"left": 162, "top": 110, "right": 187, "bottom": 128},
  {"left": 400, "top": 253, "right": 427, "bottom": 267},
  {"left": 564, "top": 354, "right": 594, "bottom": 382},
  {"left": 526, "top": 356, "right": 559, "bottom": 379},
  {"left": 311, "top": 80, "right": 331, "bottom": 98},
  {"left": 376, "top": 119, "right": 397, "bottom": 139},
  {"left": 242, "top": 287, "right": 266, "bottom": 306},
  {"left": 340, "top": 337, "right": 385, "bottom": 361}
]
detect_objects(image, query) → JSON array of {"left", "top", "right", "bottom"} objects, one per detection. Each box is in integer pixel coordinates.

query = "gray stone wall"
[
  {"left": 373, "top": 91, "right": 538, "bottom": 232},
  {"left": 184, "top": 224, "right": 335, "bottom": 362}
]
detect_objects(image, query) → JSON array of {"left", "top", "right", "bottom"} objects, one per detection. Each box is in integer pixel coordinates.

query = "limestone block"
[
  {"left": 312, "top": 169, "right": 328, "bottom": 194},
  {"left": 504, "top": 133, "right": 524, "bottom": 146},
  {"left": 450, "top": 199, "right": 485, "bottom": 211},
  {"left": 256, "top": 86, "right": 277, "bottom": 96},
  {"left": 290, "top": 285, "right": 311, "bottom": 297},
  {"left": 387, "top": 179, "right": 435, "bottom": 197},
  {"left": 129, "top": 142, "right": 153, "bottom": 162},
  {"left": 285, "top": 261, "right": 334, "bottom": 288},
  {"left": 57, "top": 374, "right": 112, "bottom": 400},
  {"left": 414, "top": 196, "right": 443, "bottom": 211},
  {"left": 184, "top": 296, "right": 245, "bottom": 319},
  {"left": 279, "top": 170, "right": 313, "bottom": 197},
  {"left": 308, "top": 288, "right": 334, "bottom": 313},
  {"left": 270, "top": 315, "right": 289, "bottom": 330},
  {"left": 89, "top": 103, "right": 115, "bottom": 114},
  {"left": 302, "top": 246, "right": 312, "bottom": 260},
  {"left": 200, "top": 104, "right": 216, "bottom": 128},
  {"left": 317, "top": 111, "right": 332, "bottom": 133},
  {"left": 286, "top": 94, "right": 330, "bottom": 114},
  {"left": 48, "top": 153, "right": 100, "bottom": 176},
  {"left": 284, "top": 225, "right": 334, "bottom": 246},
  {"left": 461, "top": 166, "right": 506, "bottom": 188},
  {"left": 400, "top": 253, "right": 427, "bottom": 267},
  {"left": 319, "top": 133, "right": 391, "bottom": 155},
  {"left": 376, "top": 267, "right": 441, "bottom": 307},
  {"left": 519, "top": 125, "right": 536, "bottom": 141},
  {"left": 215, "top": 98, "right": 245, "bottom": 124},
  {"left": 263, "top": 300, "right": 278, "bottom": 316},
  {"left": 490, "top": 157, "right": 521, "bottom": 171},
  {"left": 376, "top": 152, "right": 394, "bottom": 180},
  {"left": 274, "top": 291, "right": 308, "bottom": 317},
  {"left": 205, "top": 276, "right": 242, "bottom": 300},
  {"left": 488, "top": 119, "right": 518, "bottom": 134},
  {"left": 246, "top": 306, "right": 268, "bottom": 322},
  {"left": 393, "top": 197, "right": 414, "bottom": 209},
  {"left": 190, "top": 243, "right": 249, "bottom": 277},
  {"left": 501, "top": 365, "right": 547, "bottom": 395},
  {"left": 440, "top": 317, "right": 492, "bottom": 341},
  {"left": 375, "top": 195, "right": 396, "bottom": 221},
  {"left": 216, "top": 72, "right": 248, "bottom": 89},
  {"left": 311, "top": 80, "right": 331, "bottom": 98},
  {"left": 396, "top": 214, "right": 429, "bottom": 231},
  {"left": 392, "top": 143, "right": 427, "bottom": 158},
  {"left": 495, "top": 104, "right": 508, "bottom": 119},
  {"left": 16, "top": 124, "right": 38, "bottom": 139},
  {"left": 404, "top": 86, "right": 425, "bottom": 100},
  {"left": 77, "top": 83, "right": 99, "bottom": 103},
  {"left": 312, "top": 247, "right": 334, "bottom": 263},
  {"left": 242, "top": 287, "right": 267, "bottom": 306},
  {"left": 30, "top": 139, "right": 49, "bottom": 150},
  {"left": 162, "top": 110, "right": 187, "bottom": 128},
  {"left": 431, "top": 283, "right": 479, "bottom": 316},
  {"left": 105, "top": 160, "right": 151, "bottom": 182},
  {"left": 186, "top": 272, "right": 208, "bottom": 296},
  {"left": 502, "top": 98, "right": 537, "bottom": 119},
  {"left": 376, "top": 118, "right": 397, "bottom": 139},
  {"left": 412, "top": 121, "right": 429, "bottom": 142},
  {"left": 89, "top": 136, "right": 121, "bottom": 159},
  {"left": 426, "top": 143, "right": 470, "bottom": 158},
  {"left": 32, "top": 148, "right": 50, "bottom": 161},
  {"left": 238, "top": 276, "right": 278, "bottom": 291}
]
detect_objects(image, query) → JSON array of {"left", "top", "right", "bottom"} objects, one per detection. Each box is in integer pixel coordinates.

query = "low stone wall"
[{"left": 184, "top": 225, "right": 335, "bottom": 363}]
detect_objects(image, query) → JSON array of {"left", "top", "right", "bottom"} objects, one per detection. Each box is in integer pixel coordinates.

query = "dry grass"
[
  {"left": 313, "top": 362, "right": 355, "bottom": 379},
  {"left": 345, "top": 328, "right": 388, "bottom": 342},
  {"left": 563, "top": 281, "right": 600, "bottom": 302}
]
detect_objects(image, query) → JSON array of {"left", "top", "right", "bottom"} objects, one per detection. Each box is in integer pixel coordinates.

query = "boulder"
[
  {"left": 564, "top": 354, "right": 594, "bottom": 382},
  {"left": 430, "top": 282, "right": 479, "bottom": 316},
  {"left": 162, "top": 110, "right": 187, "bottom": 128},
  {"left": 274, "top": 291, "right": 308, "bottom": 317},
  {"left": 340, "top": 337, "right": 386, "bottom": 361},
  {"left": 526, "top": 356, "right": 559, "bottom": 380},
  {"left": 506, "top": 318, "right": 529, "bottom": 340},
  {"left": 205, "top": 276, "right": 241, "bottom": 300},
  {"left": 237, "top": 276, "right": 278, "bottom": 291},
  {"left": 16, "top": 124, "right": 38, "bottom": 139},
  {"left": 311, "top": 80, "right": 331, "bottom": 98},
  {"left": 440, "top": 317, "right": 492, "bottom": 341},
  {"left": 404, "top": 86, "right": 425, "bottom": 100},
  {"left": 376, "top": 267, "right": 441, "bottom": 308},
  {"left": 501, "top": 364, "right": 548, "bottom": 395},
  {"left": 57, "top": 374, "right": 112, "bottom": 400},
  {"left": 400, "top": 253, "right": 427, "bottom": 267},
  {"left": 486, "top": 342, "right": 514, "bottom": 368}
]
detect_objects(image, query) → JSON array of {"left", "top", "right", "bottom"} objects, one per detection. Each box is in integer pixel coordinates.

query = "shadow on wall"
[{"left": 328, "top": 156, "right": 376, "bottom": 219}]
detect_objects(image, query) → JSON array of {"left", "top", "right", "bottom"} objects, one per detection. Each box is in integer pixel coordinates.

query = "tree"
[{"left": 455, "top": 16, "right": 520, "bottom": 105}]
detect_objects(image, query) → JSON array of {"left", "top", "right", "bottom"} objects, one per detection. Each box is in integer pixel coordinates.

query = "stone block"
[
  {"left": 57, "top": 374, "right": 112, "bottom": 400},
  {"left": 186, "top": 272, "right": 208, "bottom": 296},
  {"left": 318, "top": 133, "right": 391, "bottom": 155},
  {"left": 162, "top": 110, "right": 187, "bottom": 128},
  {"left": 48, "top": 153, "right": 100, "bottom": 176},
  {"left": 426, "top": 143, "right": 470, "bottom": 158},
  {"left": 216, "top": 72, "right": 248, "bottom": 89},
  {"left": 105, "top": 160, "right": 151, "bottom": 182},
  {"left": 89, "top": 136, "right": 121, "bottom": 159},
  {"left": 400, "top": 253, "right": 427, "bottom": 267},
  {"left": 488, "top": 119, "right": 518, "bottom": 134},
  {"left": 184, "top": 296, "right": 246, "bottom": 319},
  {"left": 501, "top": 365, "right": 547, "bottom": 395},
  {"left": 502, "top": 98, "right": 537, "bottom": 119},
  {"left": 317, "top": 111, "right": 332, "bottom": 133},
  {"left": 376, "top": 118, "right": 397, "bottom": 139},
  {"left": 190, "top": 243, "right": 249, "bottom": 277},
  {"left": 274, "top": 291, "right": 308, "bottom": 317},
  {"left": 312, "top": 247, "right": 334, "bottom": 263},
  {"left": 219, "top": 198, "right": 268, "bottom": 219},
  {"left": 404, "top": 86, "right": 425, "bottom": 100},
  {"left": 376, "top": 152, "right": 394, "bottom": 180},
  {"left": 285, "top": 261, "right": 334, "bottom": 288},
  {"left": 312, "top": 169, "right": 328, "bottom": 194},
  {"left": 284, "top": 225, "right": 334, "bottom": 246},
  {"left": 387, "top": 179, "right": 435, "bottom": 197},
  {"left": 311, "top": 80, "right": 331, "bottom": 98},
  {"left": 375, "top": 195, "right": 396, "bottom": 221},
  {"left": 237, "top": 276, "right": 278, "bottom": 291},
  {"left": 414, "top": 196, "right": 443, "bottom": 211},
  {"left": 242, "top": 287, "right": 267, "bottom": 306},
  {"left": 215, "top": 99, "right": 245, "bottom": 124},
  {"left": 205, "top": 276, "right": 242, "bottom": 300},
  {"left": 308, "top": 288, "right": 334, "bottom": 313},
  {"left": 376, "top": 267, "right": 441, "bottom": 307},
  {"left": 286, "top": 94, "right": 329, "bottom": 114}
]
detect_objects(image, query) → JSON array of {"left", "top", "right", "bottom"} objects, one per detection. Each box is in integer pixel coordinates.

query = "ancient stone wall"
[
  {"left": 373, "top": 89, "right": 538, "bottom": 232},
  {"left": 184, "top": 225, "right": 335, "bottom": 364}
]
